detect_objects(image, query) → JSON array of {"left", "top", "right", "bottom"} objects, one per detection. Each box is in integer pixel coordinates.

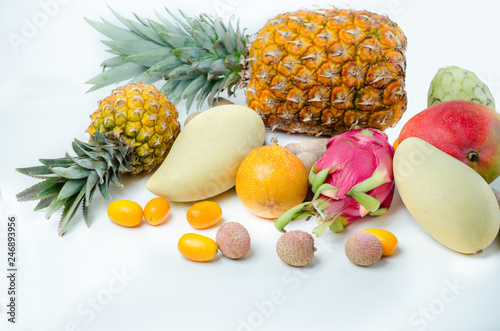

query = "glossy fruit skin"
[
  {"left": 178, "top": 233, "right": 218, "bottom": 262},
  {"left": 107, "top": 200, "right": 144, "bottom": 227},
  {"left": 363, "top": 228, "right": 398, "bottom": 256},
  {"left": 393, "top": 138, "right": 399, "bottom": 150},
  {"left": 144, "top": 197, "right": 171, "bottom": 226},
  {"left": 235, "top": 143, "right": 308, "bottom": 219},
  {"left": 186, "top": 201, "right": 222, "bottom": 229},
  {"left": 398, "top": 100, "right": 500, "bottom": 183}
]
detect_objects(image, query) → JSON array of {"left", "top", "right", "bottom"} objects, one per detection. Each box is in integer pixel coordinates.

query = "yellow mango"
[
  {"left": 146, "top": 105, "right": 265, "bottom": 202},
  {"left": 394, "top": 137, "right": 500, "bottom": 254}
]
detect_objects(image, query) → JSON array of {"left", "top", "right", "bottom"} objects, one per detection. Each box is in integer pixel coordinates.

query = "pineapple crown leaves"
[
  {"left": 85, "top": 7, "right": 249, "bottom": 111},
  {"left": 16, "top": 131, "right": 135, "bottom": 236}
]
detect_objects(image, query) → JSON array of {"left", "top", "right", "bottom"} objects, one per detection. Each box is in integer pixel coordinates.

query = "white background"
[{"left": 1, "top": 0, "right": 500, "bottom": 330}]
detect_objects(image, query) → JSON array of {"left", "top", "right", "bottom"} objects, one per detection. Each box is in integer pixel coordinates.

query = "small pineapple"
[
  {"left": 86, "top": 7, "right": 407, "bottom": 136},
  {"left": 16, "top": 83, "right": 180, "bottom": 236},
  {"left": 87, "top": 83, "right": 180, "bottom": 174}
]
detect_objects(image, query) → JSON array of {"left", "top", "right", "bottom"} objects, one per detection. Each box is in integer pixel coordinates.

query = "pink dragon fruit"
[{"left": 274, "top": 128, "right": 395, "bottom": 236}]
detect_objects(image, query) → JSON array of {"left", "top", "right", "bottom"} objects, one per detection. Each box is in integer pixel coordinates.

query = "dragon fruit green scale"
[
  {"left": 428, "top": 65, "right": 495, "bottom": 109},
  {"left": 274, "top": 128, "right": 395, "bottom": 236}
]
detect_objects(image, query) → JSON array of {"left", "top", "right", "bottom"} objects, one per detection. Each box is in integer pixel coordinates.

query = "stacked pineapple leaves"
[
  {"left": 16, "top": 132, "right": 135, "bottom": 236},
  {"left": 86, "top": 7, "right": 248, "bottom": 110}
]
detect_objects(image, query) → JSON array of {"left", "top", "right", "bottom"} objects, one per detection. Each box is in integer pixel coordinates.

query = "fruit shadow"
[
  {"left": 221, "top": 248, "right": 255, "bottom": 262},
  {"left": 372, "top": 247, "right": 402, "bottom": 268},
  {"left": 193, "top": 254, "right": 223, "bottom": 263},
  {"left": 473, "top": 231, "right": 500, "bottom": 258},
  {"left": 170, "top": 187, "right": 236, "bottom": 210}
]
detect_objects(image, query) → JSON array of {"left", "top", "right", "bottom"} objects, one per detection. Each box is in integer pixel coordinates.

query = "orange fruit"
[
  {"left": 235, "top": 141, "right": 308, "bottom": 219},
  {"left": 393, "top": 138, "right": 399, "bottom": 150},
  {"left": 178, "top": 233, "right": 218, "bottom": 262},
  {"left": 107, "top": 200, "right": 143, "bottom": 227},
  {"left": 144, "top": 197, "right": 171, "bottom": 226},
  {"left": 363, "top": 228, "right": 398, "bottom": 256},
  {"left": 186, "top": 201, "right": 222, "bottom": 229}
]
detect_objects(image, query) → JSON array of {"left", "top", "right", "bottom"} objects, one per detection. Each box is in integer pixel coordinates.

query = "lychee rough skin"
[
  {"left": 345, "top": 231, "right": 383, "bottom": 266},
  {"left": 276, "top": 230, "right": 316, "bottom": 267},
  {"left": 216, "top": 222, "right": 251, "bottom": 259}
]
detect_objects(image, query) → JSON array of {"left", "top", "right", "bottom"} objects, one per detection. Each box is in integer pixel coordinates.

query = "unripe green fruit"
[{"left": 428, "top": 65, "right": 495, "bottom": 109}]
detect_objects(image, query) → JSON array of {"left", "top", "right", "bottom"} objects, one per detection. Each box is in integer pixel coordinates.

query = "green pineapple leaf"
[
  {"left": 16, "top": 132, "right": 135, "bottom": 236},
  {"left": 34, "top": 198, "right": 53, "bottom": 211},
  {"left": 16, "top": 165, "right": 58, "bottom": 179},
  {"left": 58, "top": 189, "right": 86, "bottom": 236},
  {"left": 50, "top": 166, "right": 91, "bottom": 180},
  {"left": 16, "top": 178, "right": 64, "bottom": 201},
  {"left": 85, "top": 7, "right": 248, "bottom": 110}
]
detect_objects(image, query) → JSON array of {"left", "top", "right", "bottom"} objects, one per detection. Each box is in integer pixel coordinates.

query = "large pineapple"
[
  {"left": 16, "top": 83, "right": 180, "bottom": 236},
  {"left": 86, "top": 7, "right": 407, "bottom": 135}
]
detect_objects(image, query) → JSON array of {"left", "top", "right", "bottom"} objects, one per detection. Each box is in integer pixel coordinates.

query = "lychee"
[
  {"left": 216, "top": 222, "right": 251, "bottom": 259},
  {"left": 345, "top": 231, "right": 383, "bottom": 266},
  {"left": 276, "top": 230, "right": 316, "bottom": 267}
]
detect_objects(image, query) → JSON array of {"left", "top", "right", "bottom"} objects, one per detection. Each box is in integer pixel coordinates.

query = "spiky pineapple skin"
[
  {"left": 245, "top": 8, "right": 407, "bottom": 136},
  {"left": 87, "top": 83, "right": 180, "bottom": 174}
]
